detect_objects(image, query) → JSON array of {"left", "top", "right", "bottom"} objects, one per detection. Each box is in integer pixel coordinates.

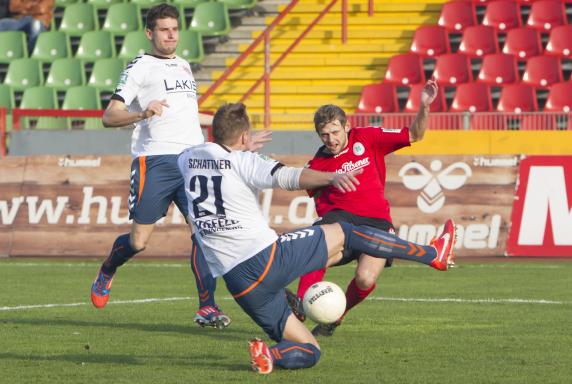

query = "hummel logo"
[{"left": 280, "top": 229, "right": 315, "bottom": 242}]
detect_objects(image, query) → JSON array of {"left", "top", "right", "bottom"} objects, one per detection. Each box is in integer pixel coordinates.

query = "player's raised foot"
[
  {"left": 430, "top": 219, "right": 456, "bottom": 271},
  {"left": 312, "top": 319, "right": 341, "bottom": 337},
  {"left": 285, "top": 288, "right": 306, "bottom": 322},
  {"left": 248, "top": 338, "right": 273, "bottom": 374},
  {"left": 194, "top": 305, "right": 231, "bottom": 329},
  {"left": 91, "top": 268, "right": 114, "bottom": 309}
]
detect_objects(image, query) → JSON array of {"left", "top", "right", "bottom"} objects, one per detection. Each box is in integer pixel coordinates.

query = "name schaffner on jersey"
[
  {"left": 178, "top": 143, "right": 282, "bottom": 277},
  {"left": 113, "top": 54, "right": 205, "bottom": 158}
]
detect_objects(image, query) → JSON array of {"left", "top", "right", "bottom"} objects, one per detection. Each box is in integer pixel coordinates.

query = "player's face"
[
  {"left": 317, "top": 119, "right": 350, "bottom": 155},
  {"left": 147, "top": 17, "right": 179, "bottom": 57}
]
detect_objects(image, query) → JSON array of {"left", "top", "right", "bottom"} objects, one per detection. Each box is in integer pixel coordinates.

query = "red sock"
[
  {"left": 296, "top": 268, "right": 327, "bottom": 299},
  {"left": 343, "top": 278, "right": 376, "bottom": 318}
]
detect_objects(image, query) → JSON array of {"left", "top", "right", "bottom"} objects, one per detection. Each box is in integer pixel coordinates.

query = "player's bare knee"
[
  {"left": 322, "top": 223, "right": 345, "bottom": 256},
  {"left": 355, "top": 272, "right": 377, "bottom": 290}
]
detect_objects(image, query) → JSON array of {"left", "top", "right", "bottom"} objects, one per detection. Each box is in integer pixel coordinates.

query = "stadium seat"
[
  {"left": 522, "top": 55, "right": 563, "bottom": 89},
  {"left": 130, "top": 0, "right": 163, "bottom": 10},
  {"left": 0, "top": 31, "right": 28, "bottom": 64},
  {"left": 119, "top": 31, "right": 152, "bottom": 60},
  {"left": 59, "top": 3, "right": 98, "bottom": 37},
  {"left": 438, "top": 2, "right": 477, "bottom": 32},
  {"left": 519, "top": 114, "right": 558, "bottom": 130},
  {"left": 189, "top": 1, "right": 232, "bottom": 37},
  {"left": 546, "top": 25, "right": 572, "bottom": 58},
  {"left": 497, "top": 84, "right": 538, "bottom": 112},
  {"left": 526, "top": 0, "right": 567, "bottom": 32},
  {"left": 46, "top": 58, "right": 86, "bottom": 91},
  {"left": 102, "top": 3, "right": 142, "bottom": 36},
  {"left": 502, "top": 27, "right": 543, "bottom": 60},
  {"left": 410, "top": 26, "right": 450, "bottom": 57},
  {"left": 384, "top": 53, "right": 425, "bottom": 85},
  {"left": 87, "top": 0, "right": 124, "bottom": 10},
  {"left": 31, "top": 31, "right": 71, "bottom": 63},
  {"left": 20, "top": 86, "right": 58, "bottom": 109},
  {"left": 173, "top": 0, "right": 208, "bottom": 8},
  {"left": 432, "top": 53, "right": 473, "bottom": 86},
  {"left": 177, "top": 30, "right": 204, "bottom": 63},
  {"left": 544, "top": 82, "right": 572, "bottom": 112},
  {"left": 404, "top": 83, "right": 447, "bottom": 113},
  {"left": 218, "top": 0, "right": 258, "bottom": 11},
  {"left": 450, "top": 82, "right": 493, "bottom": 112},
  {"left": 0, "top": 84, "right": 14, "bottom": 111},
  {"left": 356, "top": 83, "right": 398, "bottom": 113},
  {"left": 482, "top": 0, "right": 521, "bottom": 32},
  {"left": 477, "top": 53, "right": 519, "bottom": 85},
  {"left": 55, "top": 0, "right": 80, "bottom": 7},
  {"left": 62, "top": 86, "right": 101, "bottom": 109},
  {"left": 458, "top": 25, "right": 499, "bottom": 58},
  {"left": 75, "top": 31, "right": 116, "bottom": 62},
  {"left": 4, "top": 58, "right": 43, "bottom": 91},
  {"left": 88, "top": 58, "right": 124, "bottom": 91}
]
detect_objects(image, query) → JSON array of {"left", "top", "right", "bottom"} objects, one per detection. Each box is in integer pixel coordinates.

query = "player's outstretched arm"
[
  {"left": 409, "top": 78, "right": 438, "bottom": 143},
  {"left": 102, "top": 99, "right": 168, "bottom": 128},
  {"left": 298, "top": 168, "right": 362, "bottom": 192}
]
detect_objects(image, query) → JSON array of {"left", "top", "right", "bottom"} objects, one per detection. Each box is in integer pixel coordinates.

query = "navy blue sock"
[
  {"left": 269, "top": 341, "right": 321, "bottom": 369},
  {"left": 190, "top": 242, "right": 217, "bottom": 308},
  {"left": 101, "top": 233, "right": 139, "bottom": 275},
  {"left": 340, "top": 222, "right": 437, "bottom": 266}
]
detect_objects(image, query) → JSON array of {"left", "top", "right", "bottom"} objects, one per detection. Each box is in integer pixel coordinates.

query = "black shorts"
[{"left": 314, "top": 210, "right": 395, "bottom": 267}]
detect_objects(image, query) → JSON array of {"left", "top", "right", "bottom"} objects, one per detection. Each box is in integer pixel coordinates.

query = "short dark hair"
[
  {"left": 146, "top": 3, "right": 179, "bottom": 30},
  {"left": 212, "top": 103, "right": 251, "bottom": 145},
  {"left": 313, "top": 104, "right": 347, "bottom": 132}
]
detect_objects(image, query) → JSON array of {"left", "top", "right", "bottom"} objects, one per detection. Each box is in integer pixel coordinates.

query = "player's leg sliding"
[
  {"left": 249, "top": 339, "right": 321, "bottom": 374},
  {"left": 285, "top": 268, "right": 327, "bottom": 323},
  {"left": 91, "top": 233, "right": 140, "bottom": 309},
  {"left": 190, "top": 242, "right": 230, "bottom": 329},
  {"left": 339, "top": 219, "right": 456, "bottom": 271}
]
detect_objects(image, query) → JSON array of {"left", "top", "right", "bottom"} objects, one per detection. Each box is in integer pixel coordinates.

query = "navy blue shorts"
[
  {"left": 223, "top": 226, "right": 328, "bottom": 342},
  {"left": 129, "top": 155, "right": 188, "bottom": 224}
]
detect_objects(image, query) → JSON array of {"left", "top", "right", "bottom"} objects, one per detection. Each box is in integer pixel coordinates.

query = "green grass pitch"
[{"left": 1, "top": 258, "right": 571, "bottom": 383}]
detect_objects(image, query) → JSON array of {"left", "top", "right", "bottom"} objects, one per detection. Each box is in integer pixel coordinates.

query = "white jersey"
[
  {"left": 177, "top": 143, "right": 281, "bottom": 277},
  {"left": 113, "top": 54, "right": 204, "bottom": 158}
]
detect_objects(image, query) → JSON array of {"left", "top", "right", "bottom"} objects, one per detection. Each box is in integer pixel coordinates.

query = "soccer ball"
[{"left": 302, "top": 281, "right": 346, "bottom": 324}]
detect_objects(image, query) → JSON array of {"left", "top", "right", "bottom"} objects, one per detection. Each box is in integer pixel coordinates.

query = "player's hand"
[
  {"left": 143, "top": 99, "right": 169, "bottom": 118},
  {"left": 246, "top": 130, "right": 272, "bottom": 152},
  {"left": 421, "top": 78, "right": 438, "bottom": 107},
  {"left": 331, "top": 168, "right": 363, "bottom": 192}
]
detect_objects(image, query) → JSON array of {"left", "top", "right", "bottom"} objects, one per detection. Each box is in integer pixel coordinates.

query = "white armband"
[{"left": 272, "top": 166, "right": 303, "bottom": 191}]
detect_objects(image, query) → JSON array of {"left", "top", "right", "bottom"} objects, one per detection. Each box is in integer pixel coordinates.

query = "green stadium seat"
[
  {"left": 177, "top": 30, "right": 204, "bottom": 63},
  {"left": 75, "top": 31, "right": 116, "bottom": 62},
  {"left": 102, "top": 3, "right": 142, "bottom": 36},
  {"left": 119, "top": 31, "right": 151, "bottom": 60},
  {"left": 31, "top": 31, "right": 71, "bottom": 63},
  {"left": 130, "top": 0, "right": 163, "bottom": 10},
  {"left": 87, "top": 0, "right": 125, "bottom": 10},
  {"left": 88, "top": 58, "right": 124, "bottom": 91},
  {"left": 59, "top": 3, "right": 99, "bottom": 37},
  {"left": 4, "top": 59, "right": 44, "bottom": 91},
  {"left": 63, "top": 86, "right": 101, "bottom": 109},
  {"left": 172, "top": 0, "right": 209, "bottom": 9},
  {"left": 55, "top": 0, "right": 81, "bottom": 7},
  {"left": 0, "top": 84, "right": 15, "bottom": 112},
  {"left": 20, "top": 86, "right": 58, "bottom": 109},
  {"left": 189, "top": 2, "right": 231, "bottom": 37},
  {"left": 46, "top": 58, "right": 86, "bottom": 91},
  {"left": 0, "top": 31, "right": 28, "bottom": 64},
  {"left": 218, "top": 0, "right": 257, "bottom": 11}
]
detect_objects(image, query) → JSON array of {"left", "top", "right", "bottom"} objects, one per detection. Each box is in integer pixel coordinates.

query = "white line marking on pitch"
[{"left": 0, "top": 295, "right": 569, "bottom": 312}]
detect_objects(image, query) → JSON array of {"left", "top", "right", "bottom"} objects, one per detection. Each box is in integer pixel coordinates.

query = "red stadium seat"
[
  {"left": 450, "top": 82, "right": 493, "bottom": 112},
  {"left": 404, "top": 83, "right": 447, "bottom": 112},
  {"left": 502, "top": 27, "right": 543, "bottom": 60},
  {"left": 438, "top": 2, "right": 477, "bottom": 32},
  {"left": 433, "top": 53, "right": 473, "bottom": 86},
  {"left": 384, "top": 54, "right": 425, "bottom": 85},
  {"left": 482, "top": 0, "right": 522, "bottom": 32},
  {"left": 546, "top": 25, "right": 572, "bottom": 58},
  {"left": 356, "top": 83, "right": 399, "bottom": 113},
  {"left": 410, "top": 26, "right": 450, "bottom": 57},
  {"left": 522, "top": 55, "right": 563, "bottom": 88},
  {"left": 459, "top": 25, "right": 499, "bottom": 57},
  {"left": 520, "top": 114, "right": 558, "bottom": 130},
  {"left": 526, "top": 0, "right": 567, "bottom": 32},
  {"left": 544, "top": 82, "right": 572, "bottom": 112},
  {"left": 497, "top": 84, "right": 538, "bottom": 112},
  {"left": 477, "top": 53, "right": 519, "bottom": 85}
]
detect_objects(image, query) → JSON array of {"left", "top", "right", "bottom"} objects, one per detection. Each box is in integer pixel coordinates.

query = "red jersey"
[{"left": 307, "top": 126, "right": 410, "bottom": 222}]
